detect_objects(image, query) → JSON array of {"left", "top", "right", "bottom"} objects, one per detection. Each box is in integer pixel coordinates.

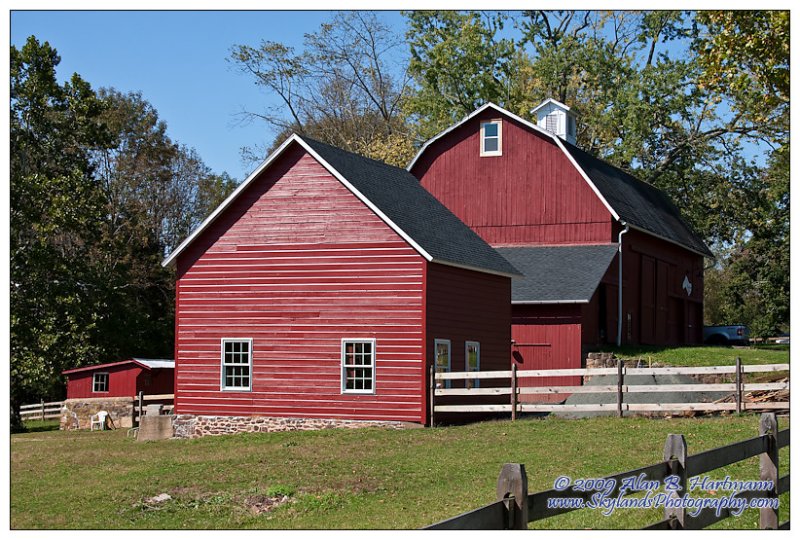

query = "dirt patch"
[{"left": 243, "top": 494, "right": 292, "bottom": 514}]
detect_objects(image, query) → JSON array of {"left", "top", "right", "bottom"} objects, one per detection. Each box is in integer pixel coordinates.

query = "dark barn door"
[{"left": 640, "top": 256, "right": 656, "bottom": 344}]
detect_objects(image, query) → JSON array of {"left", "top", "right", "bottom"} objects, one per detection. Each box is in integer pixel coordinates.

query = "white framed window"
[
  {"left": 480, "top": 120, "right": 502, "bottom": 156},
  {"left": 93, "top": 372, "right": 109, "bottom": 393},
  {"left": 221, "top": 338, "right": 252, "bottom": 391},
  {"left": 465, "top": 341, "right": 480, "bottom": 389},
  {"left": 434, "top": 339, "right": 451, "bottom": 389},
  {"left": 341, "top": 339, "right": 376, "bottom": 394}
]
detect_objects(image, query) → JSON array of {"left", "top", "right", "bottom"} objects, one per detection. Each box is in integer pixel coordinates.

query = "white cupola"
[{"left": 531, "top": 98, "right": 577, "bottom": 145}]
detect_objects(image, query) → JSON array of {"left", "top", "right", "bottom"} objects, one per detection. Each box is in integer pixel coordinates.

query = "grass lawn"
[
  {"left": 598, "top": 345, "right": 789, "bottom": 368},
  {"left": 11, "top": 414, "right": 788, "bottom": 529}
]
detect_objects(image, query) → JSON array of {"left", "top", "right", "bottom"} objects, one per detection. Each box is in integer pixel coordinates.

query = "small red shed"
[
  {"left": 63, "top": 358, "right": 175, "bottom": 399},
  {"left": 162, "top": 134, "right": 517, "bottom": 433}
]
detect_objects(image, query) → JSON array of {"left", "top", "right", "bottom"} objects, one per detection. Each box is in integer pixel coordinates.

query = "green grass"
[
  {"left": 20, "top": 419, "right": 61, "bottom": 433},
  {"left": 596, "top": 345, "right": 789, "bottom": 368},
  {"left": 11, "top": 415, "right": 788, "bottom": 529}
]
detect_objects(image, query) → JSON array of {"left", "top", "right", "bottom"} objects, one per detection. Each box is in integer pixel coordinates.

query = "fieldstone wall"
[
  {"left": 585, "top": 351, "right": 617, "bottom": 369},
  {"left": 173, "top": 414, "right": 420, "bottom": 439},
  {"left": 60, "top": 397, "right": 135, "bottom": 430}
]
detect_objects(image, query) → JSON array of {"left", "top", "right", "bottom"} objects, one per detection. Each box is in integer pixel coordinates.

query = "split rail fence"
[
  {"left": 431, "top": 360, "right": 789, "bottom": 422},
  {"left": 425, "top": 413, "right": 789, "bottom": 530}
]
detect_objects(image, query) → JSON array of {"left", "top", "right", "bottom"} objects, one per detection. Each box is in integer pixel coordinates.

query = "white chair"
[{"left": 90, "top": 411, "right": 109, "bottom": 431}]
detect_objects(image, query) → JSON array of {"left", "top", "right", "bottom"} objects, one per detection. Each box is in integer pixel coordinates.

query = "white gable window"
[
  {"left": 480, "top": 120, "right": 502, "bottom": 156},
  {"left": 434, "top": 339, "right": 451, "bottom": 388},
  {"left": 465, "top": 341, "right": 480, "bottom": 389},
  {"left": 342, "top": 339, "right": 376, "bottom": 394},
  {"left": 93, "top": 372, "right": 109, "bottom": 393},
  {"left": 221, "top": 338, "right": 252, "bottom": 391}
]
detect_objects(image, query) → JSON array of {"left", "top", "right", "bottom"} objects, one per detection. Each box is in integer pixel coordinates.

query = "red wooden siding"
[
  {"left": 579, "top": 228, "right": 704, "bottom": 347},
  {"left": 175, "top": 145, "right": 427, "bottom": 423},
  {"left": 425, "top": 262, "right": 511, "bottom": 373},
  {"left": 411, "top": 109, "right": 613, "bottom": 246},
  {"left": 67, "top": 364, "right": 141, "bottom": 399},
  {"left": 511, "top": 305, "right": 582, "bottom": 403},
  {"left": 66, "top": 364, "right": 174, "bottom": 399}
]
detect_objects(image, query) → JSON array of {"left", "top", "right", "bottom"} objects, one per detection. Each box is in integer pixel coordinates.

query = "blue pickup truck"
[{"left": 703, "top": 325, "right": 750, "bottom": 346}]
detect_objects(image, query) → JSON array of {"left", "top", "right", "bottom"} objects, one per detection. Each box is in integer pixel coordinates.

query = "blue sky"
[{"left": 11, "top": 10, "right": 408, "bottom": 180}]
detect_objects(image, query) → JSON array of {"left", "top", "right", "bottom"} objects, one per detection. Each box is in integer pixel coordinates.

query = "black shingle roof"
[
  {"left": 560, "top": 142, "right": 713, "bottom": 257},
  {"left": 302, "top": 136, "right": 520, "bottom": 277},
  {"left": 495, "top": 245, "right": 619, "bottom": 303}
]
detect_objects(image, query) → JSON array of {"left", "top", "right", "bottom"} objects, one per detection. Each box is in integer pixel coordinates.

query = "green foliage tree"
[
  {"left": 10, "top": 37, "right": 112, "bottom": 427},
  {"left": 405, "top": 11, "right": 517, "bottom": 136},
  {"left": 10, "top": 38, "right": 238, "bottom": 429}
]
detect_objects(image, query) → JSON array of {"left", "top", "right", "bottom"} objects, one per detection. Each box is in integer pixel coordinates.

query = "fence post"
[
  {"left": 735, "top": 357, "right": 743, "bottom": 414},
  {"left": 759, "top": 413, "right": 779, "bottom": 529},
  {"left": 496, "top": 463, "right": 528, "bottom": 529},
  {"left": 429, "top": 365, "right": 435, "bottom": 427},
  {"left": 511, "top": 364, "right": 518, "bottom": 421},
  {"left": 663, "top": 433, "right": 687, "bottom": 529},
  {"left": 616, "top": 359, "right": 624, "bottom": 418},
  {"left": 40, "top": 399, "right": 45, "bottom": 421},
  {"left": 137, "top": 391, "right": 144, "bottom": 427}
]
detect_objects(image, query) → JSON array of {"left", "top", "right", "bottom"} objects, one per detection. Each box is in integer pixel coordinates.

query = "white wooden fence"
[
  {"left": 430, "top": 360, "right": 789, "bottom": 422},
  {"left": 19, "top": 400, "right": 64, "bottom": 421}
]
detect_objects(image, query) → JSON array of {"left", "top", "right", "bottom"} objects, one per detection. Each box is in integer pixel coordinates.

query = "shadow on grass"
[{"left": 20, "top": 420, "right": 61, "bottom": 433}]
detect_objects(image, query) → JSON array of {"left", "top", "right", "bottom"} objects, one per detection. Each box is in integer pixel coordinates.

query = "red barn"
[
  {"left": 408, "top": 101, "right": 711, "bottom": 400},
  {"left": 63, "top": 358, "right": 174, "bottom": 399},
  {"left": 162, "top": 135, "right": 517, "bottom": 434}
]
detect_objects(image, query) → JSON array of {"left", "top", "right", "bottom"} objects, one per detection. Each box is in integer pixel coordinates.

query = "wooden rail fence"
[
  {"left": 425, "top": 413, "right": 789, "bottom": 530},
  {"left": 133, "top": 392, "right": 175, "bottom": 425},
  {"left": 431, "top": 360, "right": 789, "bottom": 422},
  {"left": 19, "top": 400, "right": 64, "bottom": 421},
  {"left": 20, "top": 393, "right": 175, "bottom": 425}
]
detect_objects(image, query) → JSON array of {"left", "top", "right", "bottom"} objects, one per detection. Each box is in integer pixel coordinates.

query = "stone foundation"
[
  {"left": 172, "top": 414, "right": 420, "bottom": 439},
  {"left": 60, "top": 397, "right": 134, "bottom": 430},
  {"left": 585, "top": 351, "right": 617, "bottom": 369}
]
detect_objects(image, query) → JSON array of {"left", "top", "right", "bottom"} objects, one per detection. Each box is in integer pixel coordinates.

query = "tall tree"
[
  {"left": 10, "top": 37, "right": 112, "bottom": 426},
  {"left": 405, "top": 10, "right": 517, "bottom": 137},
  {"left": 230, "top": 11, "right": 414, "bottom": 166}
]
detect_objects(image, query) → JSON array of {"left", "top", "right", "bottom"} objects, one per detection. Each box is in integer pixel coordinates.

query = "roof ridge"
[{"left": 298, "top": 134, "right": 410, "bottom": 175}]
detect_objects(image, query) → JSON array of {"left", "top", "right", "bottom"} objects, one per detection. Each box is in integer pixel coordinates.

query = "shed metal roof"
[
  {"left": 495, "top": 244, "right": 619, "bottom": 303},
  {"left": 62, "top": 358, "right": 175, "bottom": 375}
]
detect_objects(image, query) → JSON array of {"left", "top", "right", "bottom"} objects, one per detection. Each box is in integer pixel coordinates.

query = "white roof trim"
[
  {"left": 162, "top": 135, "right": 299, "bottom": 267},
  {"left": 407, "top": 103, "right": 619, "bottom": 223},
  {"left": 550, "top": 136, "right": 620, "bottom": 221},
  {"left": 163, "top": 134, "right": 441, "bottom": 268},
  {"left": 531, "top": 98, "right": 571, "bottom": 114},
  {"left": 294, "top": 136, "right": 434, "bottom": 263}
]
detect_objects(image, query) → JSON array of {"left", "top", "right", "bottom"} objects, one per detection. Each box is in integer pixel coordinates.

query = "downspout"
[{"left": 617, "top": 220, "right": 630, "bottom": 347}]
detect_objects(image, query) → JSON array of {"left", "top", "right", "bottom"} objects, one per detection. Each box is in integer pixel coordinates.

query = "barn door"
[
  {"left": 640, "top": 256, "right": 655, "bottom": 344},
  {"left": 655, "top": 260, "right": 669, "bottom": 343}
]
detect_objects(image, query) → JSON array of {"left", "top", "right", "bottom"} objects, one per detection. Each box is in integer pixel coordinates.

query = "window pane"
[
  {"left": 483, "top": 123, "right": 498, "bottom": 137},
  {"left": 483, "top": 137, "right": 498, "bottom": 153}
]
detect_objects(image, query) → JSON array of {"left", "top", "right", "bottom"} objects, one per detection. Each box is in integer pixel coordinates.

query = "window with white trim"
[
  {"left": 434, "top": 339, "right": 451, "bottom": 389},
  {"left": 93, "top": 372, "right": 109, "bottom": 393},
  {"left": 465, "top": 341, "right": 480, "bottom": 389},
  {"left": 342, "top": 339, "right": 376, "bottom": 393},
  {"left": 221, "top": 338, "right": 252, "bottom": 391},
  {"left": 480, "top": 120, "right": 502, "bottom": 156}
]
